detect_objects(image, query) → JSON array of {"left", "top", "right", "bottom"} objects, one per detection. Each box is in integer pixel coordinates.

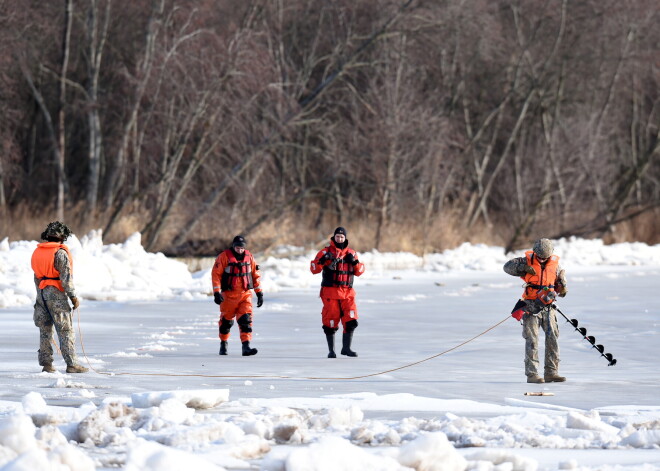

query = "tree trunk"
[
  {"left": 20, "top": 57, "right": 64, "bottom": 219},
  {"left": 85, "top": 0, "right": 110, "bottom": 215},
  {"left": 103, "top": 0, "right": 164, "bottom": 213},
  {"left": 57, "top": 0, "right": 73, "bottom": 221}
]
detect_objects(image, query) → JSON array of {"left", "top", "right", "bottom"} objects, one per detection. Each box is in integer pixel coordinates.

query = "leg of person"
[
  {"left": 218, "top": 315, "right": 234, "bottom": 355},
  {"left": 339, "top": 298, "right": 359, "bottom": 357},
  {"left": 321, "top": 298, "right": 341, "bottom": 358},
  {"left": 237, "top": 313, "right": 257, "bottom": 356},
  {"left": 543, "top": 307, "right": 565, "bottom": 382},
  {"left": 219, "top": 295, "right": 240, "bottom": 355},
  {"left": 33, "top": 302, "right": 55, "bottom": 372},
  {"left": 523, "top": 313, "right": 543, "bottom": 383},
  {"left": 49, "top": 299, "right": 88, "bottom": 373},
  {"left": 236, "top": 292, "right": 257, "bottom": 356}
]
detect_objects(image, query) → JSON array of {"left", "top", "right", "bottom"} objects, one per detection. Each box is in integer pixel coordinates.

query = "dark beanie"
[
  {"left": 232, "top": 235, "right": 247, "bottom": 247},
  {"left": 333, "top": 227, "right": 347, "bottom": 237}
]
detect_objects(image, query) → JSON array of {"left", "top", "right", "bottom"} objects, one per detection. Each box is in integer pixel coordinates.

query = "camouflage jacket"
[{"left": 503, "top": 256, "right": 567, "bottom": 288}]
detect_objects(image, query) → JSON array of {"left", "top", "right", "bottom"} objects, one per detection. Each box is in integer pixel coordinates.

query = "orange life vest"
[
  {"left": 220, "top": 249, "right": 255, "bottom": 291},
  {"left": 521, "top": 250, "right": 559, "bottom": 304},
  {"left": 31, "top": 242, "right": 73, "bottom": 292},
  {"left": 321, "top": 245, "right": 359, "bottom": 288}
]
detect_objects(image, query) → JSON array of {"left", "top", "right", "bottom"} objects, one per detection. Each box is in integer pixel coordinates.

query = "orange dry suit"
[
  {"left": 520, "top": 251, "right": 559, "bottom": 305},
  {"left": 310, "top": 240, "right": 365, "bottom": 332},
  {"left": 211, "top": 248, "right": 262, "bottom": 342},
  {"left": 31, "top": 242, "right": 74, "bottom": 292}
]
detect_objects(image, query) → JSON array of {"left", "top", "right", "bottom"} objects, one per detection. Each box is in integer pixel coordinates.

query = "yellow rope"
[
  {"left": 76, "top": 307, "right": 511, "bottom": 380},
  {"left": 51, "top": 339, "right": 61, "bottom": 356}
]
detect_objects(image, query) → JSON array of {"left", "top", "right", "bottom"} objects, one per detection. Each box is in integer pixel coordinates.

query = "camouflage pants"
[
  {"left": 33, "top": 287, "right": 78, "bottom": 367},
  {"left": 522, "top": 305, "right": 560, "bottom": 377}
]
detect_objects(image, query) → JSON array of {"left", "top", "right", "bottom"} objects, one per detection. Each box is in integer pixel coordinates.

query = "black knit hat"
[
  {"left": 232, "top": 235, "right": 247, "bottom": 247},
  {"left": 41, "top": 221, "right": 72, "bottom": 241},
  {"left": 333, "top": 227, "right": 347, "bottom": 237}
]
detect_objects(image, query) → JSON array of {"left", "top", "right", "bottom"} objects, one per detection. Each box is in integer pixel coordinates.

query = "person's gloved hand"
[
  {"left": 512, "top": 308, "right": 524, "bottom": 321},
  {"left": 523, "top": 265, "right": 537, "bottom": 276},
  {"left": 511, "top": 299, "right": 526, "bottom": 321},
  {"left": 256, "top": 292, "right": 264, "bottom": 308},
  {"left": 214, "top": 292, "right": 224, "bottom": 305},
  {"left": 343, "top": 253, "right": 359, "bottom": 265},
  {"left": 70, "top": 296, "right": 80, "bottom": 310},
  {"left": 320, "top": 252, "right": 334, "bottom": 263},
  {"left": 556, "top": 270, "right": 567, "bottom": 297}
]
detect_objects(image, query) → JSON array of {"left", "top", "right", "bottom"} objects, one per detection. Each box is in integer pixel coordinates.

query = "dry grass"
[
  {"left": 239, "top": 208, "right": 508, "bottom": 255},
  {"left": 602, "top": 209, "right": 660, "bottom": 245},
  {"left": 2, "top": 203, "right": 657, "bottom": 254},
  {"left": 0, "top": 203, "right": 55, "bottom": 242}
]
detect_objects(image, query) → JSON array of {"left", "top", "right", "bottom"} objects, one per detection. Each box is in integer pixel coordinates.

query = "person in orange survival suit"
[
  {"left": 310, "top": 227, "right": 365, "bottom": 358},
  {"left": 211, "top": 235, "right": 263, "bottom": 356}
]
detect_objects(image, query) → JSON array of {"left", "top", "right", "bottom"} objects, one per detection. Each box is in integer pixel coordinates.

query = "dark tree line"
[{"left": 0, "top": 0, "right": 658, "bottom": 254}]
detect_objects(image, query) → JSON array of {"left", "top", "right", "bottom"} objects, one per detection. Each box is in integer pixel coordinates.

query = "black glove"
[
  {"left": 256, "top": 292, "right": 264, "bottom": 308},
  {"left": 343, "top": 253, "right": 359, "bottom": 266},
  {"left": 213, "top": 292, "right": 224, "bottom": 305},
  {"left": 523, "top": 264, "right": 537, "bottom": 276},
  {"left": 320, "top": 252, "right": 334, "bottom": 263}
]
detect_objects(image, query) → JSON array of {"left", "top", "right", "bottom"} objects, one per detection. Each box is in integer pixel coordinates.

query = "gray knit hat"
[{"left": 532, "top": 238, "right": 554, "bottom": 259}]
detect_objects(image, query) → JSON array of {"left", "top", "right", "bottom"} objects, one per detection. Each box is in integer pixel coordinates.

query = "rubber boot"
[
  {"left": 242, "top": 341, "right": 258, "bottom": 356},
  {"left": 219, "top": 340, "right": 228, "bottom": 355},
  {"left": 326, "top": 333, "right": 336, "bottom": 358},
  {"left": 42, "top": 364, "right": 56, "bottom": 373},
  {"left": 66, "top": 364, "right": 89, "bottom": 373},
  {"left": 340, "top": 332, "right": 357, "bottom": 357}
]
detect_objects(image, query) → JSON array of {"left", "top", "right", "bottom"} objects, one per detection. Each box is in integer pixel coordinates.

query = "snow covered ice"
[{"left": 1, "top": 231, "right": 659, "bottom": 470}]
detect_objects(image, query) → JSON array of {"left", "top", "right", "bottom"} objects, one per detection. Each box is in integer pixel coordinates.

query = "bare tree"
[
  {"left": 56, "top": 0, "right": 73, "bottom": 221},
  {"left": 84, "top": 0, "right": 111, "bottom": 214}
]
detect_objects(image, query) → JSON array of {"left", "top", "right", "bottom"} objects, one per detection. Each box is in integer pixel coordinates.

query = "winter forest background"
[{"left": 0, "top": 0, "right": 658, "bottom": 255}]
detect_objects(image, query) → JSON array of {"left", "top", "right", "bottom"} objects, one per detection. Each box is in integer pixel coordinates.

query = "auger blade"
[{"left": 554, "top": 307, "right": 617, "bottom": 367}]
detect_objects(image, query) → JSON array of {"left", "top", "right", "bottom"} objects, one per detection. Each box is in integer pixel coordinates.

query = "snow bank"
[
  {"left": 2, "top": 390, "right": 660, "bottom": 471},
  {"left": 282, "top": 436, "right": 403, "bottom": 471},
  {"left": 0, "top": 412, "right": 94, "bottom": 471},
  {"left": 464, "top": 450, "right": 538, "bottom": 471},
  {"left": 2, "top": 231, "right": 660, "bottom": 308},
  {"left": 0, "top": 231, "right": 206, "bottom": 309},
  {"left": 397, "top": 431, "right": 467, "bottom": 471},
  {"left": 124, "top": 439, "right": 226, "bottom": 471}
]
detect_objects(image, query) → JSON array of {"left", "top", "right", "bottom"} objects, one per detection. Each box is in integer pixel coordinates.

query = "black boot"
[
  {"left": 341, "top": 332, "right": 357, "bottom": 357},
  {"left": 326, "top": 333, "right": 336, "bottom": 358},
  {"left": 242, "top": 341, "right": 258, "bottom": 356},
  {"left": 219, "top": 340, "right": 228, "bottom": 355}
]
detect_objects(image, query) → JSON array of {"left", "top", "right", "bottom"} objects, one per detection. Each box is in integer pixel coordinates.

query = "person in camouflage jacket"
[
  {"left": 31, "top": 221, "right": 88, "bottom": 374},
  {"left": 504, "top": 238, "right": 568, "bottom": 384}
]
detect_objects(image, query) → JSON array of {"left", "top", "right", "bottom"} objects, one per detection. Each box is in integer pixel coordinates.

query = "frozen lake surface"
[{"left": 0, "top": 235, "right": 659, "bottom": 470}]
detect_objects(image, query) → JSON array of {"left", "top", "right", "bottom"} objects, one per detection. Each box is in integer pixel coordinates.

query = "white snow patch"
[{"left": 131, "top": 389, "right": 230, "bottom": 409}]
